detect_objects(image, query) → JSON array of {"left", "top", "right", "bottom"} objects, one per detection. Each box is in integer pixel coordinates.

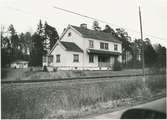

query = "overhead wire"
[
  {"left": 3, "top": 5, "right": 167, "bottom": 41},
  {"left": 53, "top": 6, "right": 167, "bottom": 41}
]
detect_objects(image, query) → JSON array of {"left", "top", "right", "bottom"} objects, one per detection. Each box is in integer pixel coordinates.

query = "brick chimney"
[{"left": 80, "top": 23, "right": 87, "bottom": 29}]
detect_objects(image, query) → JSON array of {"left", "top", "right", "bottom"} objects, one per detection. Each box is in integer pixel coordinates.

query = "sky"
[{"left": 0, "top": 0, "right": 167, "bottom": 47}]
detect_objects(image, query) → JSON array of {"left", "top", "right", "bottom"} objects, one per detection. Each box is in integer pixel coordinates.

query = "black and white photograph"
[{"left": 0, "top": 0, "right": 166, "bottom": 119}]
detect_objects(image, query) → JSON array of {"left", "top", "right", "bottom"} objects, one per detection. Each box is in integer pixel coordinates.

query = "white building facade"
[
  {"left": 44, "top": 24, "right": 122, "bottom": 70},
  {"left": 11, "top": 60, "right": 29, "bottom": 69}
]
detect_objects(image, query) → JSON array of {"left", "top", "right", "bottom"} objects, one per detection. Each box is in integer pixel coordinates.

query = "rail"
[{"left": 1, "top": 73, "right": 165, "bottom": 84}]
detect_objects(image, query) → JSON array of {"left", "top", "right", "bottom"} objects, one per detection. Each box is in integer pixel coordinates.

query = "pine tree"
[
  {"left": 44, "top": 22, "right": 59, "bottom": 51},
  {"left": 30, "top": 33, "right": 44, "bottom": 66},
  {"left": 143, "top": 38, "right": 158, "bottom": 67},
  {"left": 115, "top": 28, "right": 132, "bottom": 65},
  {"left": 30, "top": 20, "right": 45, "bottom": 66},
  {"left": 8, "top": 24, "right": 19, "bottom": 49}
]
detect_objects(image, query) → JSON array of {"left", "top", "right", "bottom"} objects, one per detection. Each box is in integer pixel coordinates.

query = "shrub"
[
  {"left": 112, "top": 59, "right": 122, "bottom": 71},
  {"left": 43, "top": 66, "right": 48, "bottom": 72},
  {"left": 122, "top": 59, "right": 142, "bottom": 69},
  {"left": 30, "top": 67, "right": 33, "bottom": 72},
  {"left": 53, "top": 67, "right": 57, "bottom": 72},
  {"left": 146, "top": 74, "right": 166, "bottom": 93}
]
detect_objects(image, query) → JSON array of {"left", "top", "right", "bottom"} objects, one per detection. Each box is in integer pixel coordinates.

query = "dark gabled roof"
[
  {"left": 87, "top": 49, "right": 121, "bottom": 56},
  {"left": 71, "top": 25, "right": 122, "bottom": 43},
  {"left": 61, "top": 41, "right": 83, "bottom": 52}
]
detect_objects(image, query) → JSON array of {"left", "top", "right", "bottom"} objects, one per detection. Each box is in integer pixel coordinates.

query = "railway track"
[{"left": 1, "top": 73, "right": 165, "bottom": 84}]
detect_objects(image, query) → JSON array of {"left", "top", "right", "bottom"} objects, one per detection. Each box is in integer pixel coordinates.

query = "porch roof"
[{"left": 87, "top": 49, "right": 121, "bottom": 56}]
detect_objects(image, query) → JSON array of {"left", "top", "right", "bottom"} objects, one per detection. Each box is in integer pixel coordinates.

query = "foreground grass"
[{"left": 1, "top": 74, "right": 166, "bottom": 119}]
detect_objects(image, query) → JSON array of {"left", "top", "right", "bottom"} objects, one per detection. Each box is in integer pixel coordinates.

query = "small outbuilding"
[{"left": 11, "top": 60, "right": 29, "bottom": 69}]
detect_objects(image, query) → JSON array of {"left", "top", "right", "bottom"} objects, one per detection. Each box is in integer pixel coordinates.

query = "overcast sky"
[{"left": 0, "top": 0, "right": 167, "bottom": 47}]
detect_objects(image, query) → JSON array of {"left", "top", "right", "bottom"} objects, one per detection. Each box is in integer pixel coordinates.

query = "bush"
[
  {"left": 43, "top": 66, "right": 48, "bottom": 72},
  {"left": 146, "top": 74, "right": 166, "bottom": 93},
  {"left": 122, "top": 59, "right": 142, "bottom": 69},
  {"left": 112, "top": 59, "right": 122, "bottom": 71},
  {"left": 30, "top": 67, "right": 33, "bottom": 72},
  {"left": 53, "top": 68, "right": 57, "bottom": 72}
]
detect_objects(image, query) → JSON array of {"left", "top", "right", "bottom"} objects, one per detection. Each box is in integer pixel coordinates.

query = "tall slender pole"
[
  {"left": 0, "top": 25, "right": 3, "bottom": 41},
  {"left": 139, "top": 6, "right": 145, "bottom": 80}
]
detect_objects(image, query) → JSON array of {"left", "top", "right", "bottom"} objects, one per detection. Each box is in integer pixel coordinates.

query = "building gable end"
[
  {"left": 49, "top": 41, "right": 66, "bottom": 55},
  {"left": 49, "top": 25, "right": 83, "bottom": 55}
]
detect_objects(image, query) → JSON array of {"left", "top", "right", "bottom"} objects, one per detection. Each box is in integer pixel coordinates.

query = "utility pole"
[
  {"left": 0, "top": 25, "right": 3, "bottom": 41},
  {"left": 139, "top": 6, "right": 145, "bottom": 81}
]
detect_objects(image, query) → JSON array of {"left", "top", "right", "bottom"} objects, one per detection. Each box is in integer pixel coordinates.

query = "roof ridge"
[
  {"left": 71, "top": 25, "right": 113, "bottom": 34},
  {"left": 71, "top": 25, "right": 122, "bottom": 43}
]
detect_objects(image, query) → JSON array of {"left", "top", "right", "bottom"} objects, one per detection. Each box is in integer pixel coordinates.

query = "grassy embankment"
[
  {"left": 2, "top": 68, "right": 148, "bottom": 81},
  {"left": 2, "top": 71, "right": 166, "bottom": 119}
]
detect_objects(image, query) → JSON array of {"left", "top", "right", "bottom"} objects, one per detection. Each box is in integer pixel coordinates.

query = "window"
[
  {"left": 100, "top": 42, "right": 105, "bottom": 49},
  {"left": 89, "top": 40, "right": 94, "bottom": 48},
  {"left": 68, "top": 32, "right": 71, "bottom": 37},
  {"left": 89, "top": 55, "right": 94, "bottom": 63},
  {"left": 114, "top": 44, "right": 118, "bottom": 51},
  {"left": 48, "top": 55, "right": 53, "bottom": 63},
  {"left": 56, "top": 54, "right": 60, "bottom": 63},
  {"left": 73, "top": 54, "right": 79, "bottom": 62},
  {"left": 100, "top": 42, "right": 108, "bottom": 50},
  {"left": 105, "top": 43, "right": 108, "bottom": 49}
]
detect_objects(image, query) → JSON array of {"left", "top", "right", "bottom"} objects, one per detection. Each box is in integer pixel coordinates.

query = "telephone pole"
[{"left": 139, "top": 6, "right": 145, "bottom": 81}]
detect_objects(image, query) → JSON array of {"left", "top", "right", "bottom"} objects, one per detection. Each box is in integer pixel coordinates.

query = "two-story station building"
[{"left": 43, "top": 24, "right": 122, "bottom": 70}]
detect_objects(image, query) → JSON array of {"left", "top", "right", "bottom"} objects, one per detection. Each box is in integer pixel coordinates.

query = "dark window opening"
[
  {"left": 100, "top": 42, "right": 108, "bottom": 50},
  {"left": 48, "top": 55, "right": 53, "bottom": 63},
  {"left": 100, "top": 42, "right": 104, "bottom": 49},
  {"left": 73, "top": 54, "right": 79, "bottom": 62},
  {"left": 89, "top": 40, "right": 94, "bottom": 48},
  {"left": 114, "top": 44, "right": 118, "bottom": 51},
  {"left": 56, "top": 54, "right": 60, "bottom": 63},
  {"left": 68, "top": 32, "right": 71, "bottom": 37},
  {"left": 89, "top": 55, "right": 94, "bottom": 63},
  {"left": 105, "top": 43, "right": 108, "bottom": 49}
]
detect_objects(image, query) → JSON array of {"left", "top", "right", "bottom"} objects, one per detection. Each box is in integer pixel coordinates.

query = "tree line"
[
  {"left": 93, "top": 21, "right": 166, "bottom": 68},
  {"left": 1, "top": 20, "right": 59, "bottom": 67},
  {"left": 1, "top": 20, "right": 166, "bottom": 68}
]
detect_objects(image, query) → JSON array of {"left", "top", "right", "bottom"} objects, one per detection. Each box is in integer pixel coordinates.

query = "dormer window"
[{"left": 68, "top": 32, "right": 71, "bottom": 37}]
